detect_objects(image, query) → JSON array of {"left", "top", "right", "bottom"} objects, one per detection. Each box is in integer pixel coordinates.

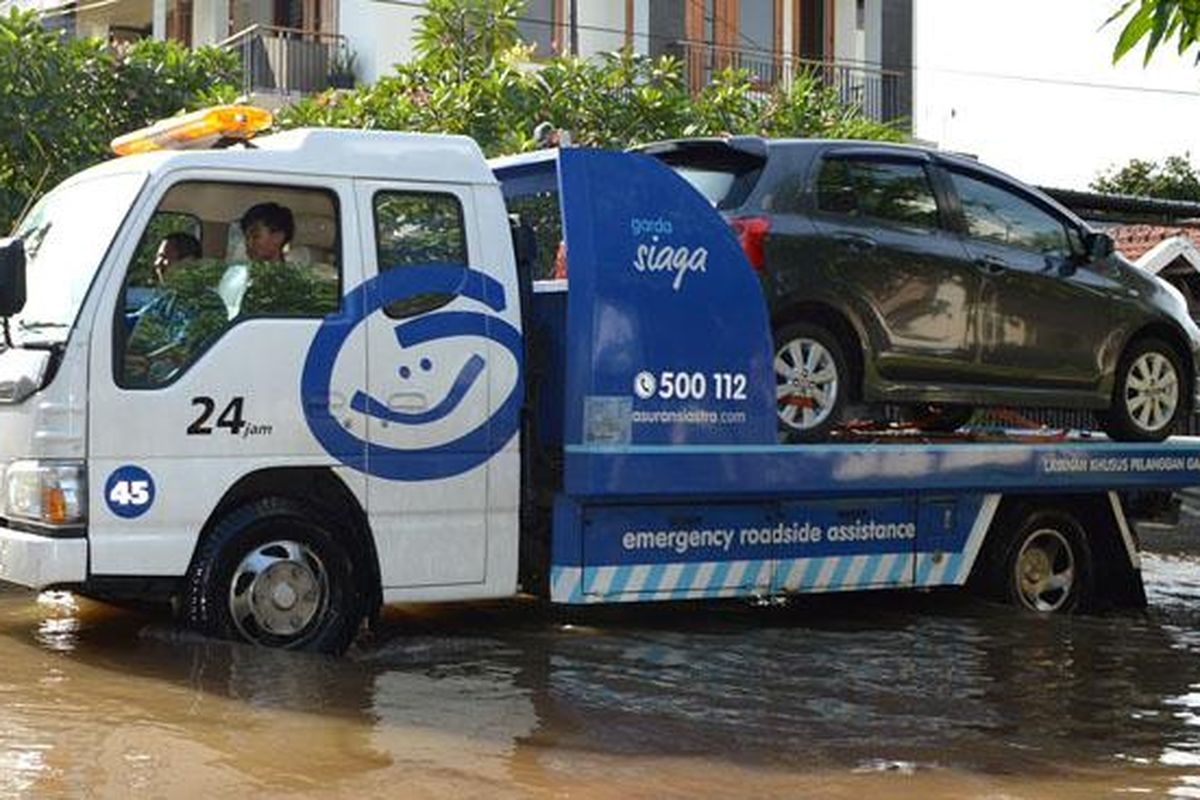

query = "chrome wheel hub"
[
  {"left": 229, "top": 540, "right": 328, "bottom": 644},
  {"left": 775, "top": 337, "right": 839, "bottom": 431},
  {"left": 1014, "top": 528, "right": 1075, "bottom": 612},
  {"left": 1125, "top": 352, "right": 1179, "bottom": 433}
]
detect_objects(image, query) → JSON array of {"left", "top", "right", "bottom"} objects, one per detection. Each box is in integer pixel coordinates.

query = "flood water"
[{"left": 6, "top": 531, "right": 1200, "bottom": 797}]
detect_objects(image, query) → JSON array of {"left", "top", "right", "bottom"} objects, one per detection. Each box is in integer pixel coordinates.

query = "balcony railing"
[
  {"left": 675, "top": 41, "right": 910, "bottom": 125},
  {"left": 222, "top": 25, "right": 352, "bottom": 97}
]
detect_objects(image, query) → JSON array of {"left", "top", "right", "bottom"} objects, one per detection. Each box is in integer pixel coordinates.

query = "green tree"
[
  {"left": 0, "top": 9, "right": 240, "bottom": 232},
  {"left": 1092, "top": 154, "right": 1200, "bottom": 200},
  {"left": 1107, "top": 0, "right": 1200, "bottom": 63}
]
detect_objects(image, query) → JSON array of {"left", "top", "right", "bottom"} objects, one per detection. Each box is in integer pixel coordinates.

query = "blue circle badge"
[
  {"left": 301, "top": 265, "right": 524, "bottom": 482},
  {"left": 105, "top": 465, "right": 156, "bottom": 519}
]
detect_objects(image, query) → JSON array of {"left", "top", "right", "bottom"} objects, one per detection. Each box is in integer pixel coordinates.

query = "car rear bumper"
[{"left": 0, "top": 526, "right": 87, "bottom": 589}]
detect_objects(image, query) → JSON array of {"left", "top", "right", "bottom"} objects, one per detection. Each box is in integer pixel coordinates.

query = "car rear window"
[{"left": 651, "top": 146, "right": 766, "bottom": 211}]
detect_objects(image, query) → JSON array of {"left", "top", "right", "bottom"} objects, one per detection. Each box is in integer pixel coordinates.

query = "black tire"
[
  {"left": 1103, "top": 337, "right": 1185, "bottom": 442},
  {"left": 774, "top": 321, "right": 850, "bottom": 443},
  {"left": 975, "top": 506, "right": 1095, "bottom": 614},
  {"left": 184, "top": 497, "right": 366, "bottom": 654},
  {"left": 903, "top": 403, "right": 975, "bottom": 433}
]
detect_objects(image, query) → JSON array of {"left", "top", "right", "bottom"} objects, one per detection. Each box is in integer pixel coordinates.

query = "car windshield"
[{"left": 11, "top": 172, "right": 146, "bottom": 346}]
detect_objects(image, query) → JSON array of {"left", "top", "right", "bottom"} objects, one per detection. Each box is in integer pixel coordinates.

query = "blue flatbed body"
[{"left": 500, "top": 150, "right": 1198, "bottom": 607}]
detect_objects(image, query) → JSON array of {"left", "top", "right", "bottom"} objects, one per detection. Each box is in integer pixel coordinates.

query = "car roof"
[{"left": 634, "top": 136, "right": 1084, "bottom": 223}]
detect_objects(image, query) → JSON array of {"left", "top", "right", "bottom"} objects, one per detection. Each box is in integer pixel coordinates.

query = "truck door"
[
  {"left": 89, "top": 172, "right": 364, "bottom": 577},
  {"left": 354, "top": 180, "right": 499, "bottom": 588}
]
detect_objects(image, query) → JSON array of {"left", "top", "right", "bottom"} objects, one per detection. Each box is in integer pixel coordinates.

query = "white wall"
[
  {"left": 834, "top": 0, "right": 881, "bottom": 64},
  {"left": 340, "top": 0, "right": 424, "bottom": 84},
  {"left": 577, "top": 1, "right": 626, "bottom": 56},
  {"left": 914, "top": 0, "right": 1200, "bottom": 189},
  {"left": 192, "top": 0, "right": 230, "bottom": 45},
  {"left": 631, "top": 0, "right": 650, "bottom": 55}
]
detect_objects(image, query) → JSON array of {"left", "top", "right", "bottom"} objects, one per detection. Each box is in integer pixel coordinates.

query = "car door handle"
[
  {"left": 974, "top": 256, "right": 1008, "bottom": 274},
  {"left": 833, "top": 233, "right": 877, "bottom": 252}
]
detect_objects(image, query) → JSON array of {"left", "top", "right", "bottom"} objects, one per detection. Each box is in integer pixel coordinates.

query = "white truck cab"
[{"left": 0, "top": 111, "right": 523, "bottom": 651}]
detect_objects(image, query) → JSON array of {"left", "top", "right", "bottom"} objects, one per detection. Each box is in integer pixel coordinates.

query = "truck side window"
[
  {"left": 504, "top": 192, "right": 561, "bottom": 280},
  {"left": 373, "top": 191, "right": 467, "bottom": 318},
  {"left": 118, "top": 181, "right": 342, "bottom": 389}
]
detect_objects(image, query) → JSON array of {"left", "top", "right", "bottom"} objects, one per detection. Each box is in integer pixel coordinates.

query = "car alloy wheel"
[
  {"left": 776, "top": 335, "right": 840, "bottom": 433},
  {"left": 1123, "top": 350, "right": 1179, "bottom": 434}
]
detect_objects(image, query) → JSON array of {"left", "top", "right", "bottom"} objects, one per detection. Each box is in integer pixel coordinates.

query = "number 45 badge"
[{"left": 105, "top": 465, "right": 156, "bottom": 519}]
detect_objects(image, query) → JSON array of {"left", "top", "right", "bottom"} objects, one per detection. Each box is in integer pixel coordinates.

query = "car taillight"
[{"left": 730, "top": 216, "right": 770, "bottom": 272}]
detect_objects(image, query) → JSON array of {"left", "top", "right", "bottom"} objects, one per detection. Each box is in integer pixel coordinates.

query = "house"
[{"left": 3, "top": 0, "right": 913, "bottom": 124}]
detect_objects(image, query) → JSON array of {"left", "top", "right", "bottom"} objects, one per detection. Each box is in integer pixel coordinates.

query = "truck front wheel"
[{"left": 184, "top": 498, "right": 365, "bottom": 654}]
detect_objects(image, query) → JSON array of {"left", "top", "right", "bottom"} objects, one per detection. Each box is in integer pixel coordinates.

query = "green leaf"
[{"left": 1113, "top": 2, "right": 1154, "bottom": 63}]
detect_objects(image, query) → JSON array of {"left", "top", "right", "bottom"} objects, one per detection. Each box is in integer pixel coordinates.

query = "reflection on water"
[{"left": 4, "top": 543, "right": 1200, "bottom": 796}]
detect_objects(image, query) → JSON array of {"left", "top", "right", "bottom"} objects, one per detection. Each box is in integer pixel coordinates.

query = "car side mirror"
[
  {"left": 1085, "top": 231, "right": 1115, "bottom": 261},
  {"left": 1046, "top": 253, "right": 1077, "bottom": 277},
  {"left": 0, "top": 238, "right": 26, "bottom": 317}
]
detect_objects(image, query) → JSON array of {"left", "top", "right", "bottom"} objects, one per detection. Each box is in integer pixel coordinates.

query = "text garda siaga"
[{"left": 630, "top": 217, "right": 707, "bottom": 291}]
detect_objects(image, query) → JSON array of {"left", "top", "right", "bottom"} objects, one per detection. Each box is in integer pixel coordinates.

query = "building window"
[
  {"left": 518, "top": 0, "right": 560, "bottom": 58},
  {"left": 739, "top": 1, "right": 775, "bottom": 52},
  {"left": 274, "top": 0, "right": 304, "bottom": 29},
  {"left": 796, "top": 0, "right": 829, "bottom": 61}
]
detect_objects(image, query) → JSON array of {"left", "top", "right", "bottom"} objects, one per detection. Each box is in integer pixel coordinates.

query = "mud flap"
[{"left": 1099, "top": 492, "right": 1148, "bottom": 610}]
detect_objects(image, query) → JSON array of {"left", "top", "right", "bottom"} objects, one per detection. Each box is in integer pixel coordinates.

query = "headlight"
[{"left": 4, "top": 460, "right": 87, "bottom": 527}]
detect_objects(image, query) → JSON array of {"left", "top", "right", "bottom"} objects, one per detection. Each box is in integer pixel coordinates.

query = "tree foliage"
[
  {"left": 1107, "top": 0, "right": 1200, "bottom": 63},
  {"left": 278, "top": 0, "right": 903, "bottom": 156},
  {"left": 0, "top": 10, "right": 240, "bottom": 232},
  {"left": 1092, "top": 154, "right": 1200, "bottom": 200}
]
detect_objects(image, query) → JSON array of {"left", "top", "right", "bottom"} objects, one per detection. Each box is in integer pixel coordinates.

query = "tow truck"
[{"left": 0, "top": 106, "right": 1198, "bottom": 654}]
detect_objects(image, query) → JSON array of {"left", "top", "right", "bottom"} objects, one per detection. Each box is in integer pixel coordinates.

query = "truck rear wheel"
[
  {"left": 977, "top": 506, "right": 1095, "bottom": 613},
  {"left": 184, "top": 498, "right": 365, "bottom": 654}
]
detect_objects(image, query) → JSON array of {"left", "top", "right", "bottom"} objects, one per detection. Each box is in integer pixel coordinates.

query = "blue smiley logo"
[
  {"left": 301, "top": 265, "right": 523, "bottom": 481},
  {"left": 351, "top": 347, "right": 486, "bottom": 426}
]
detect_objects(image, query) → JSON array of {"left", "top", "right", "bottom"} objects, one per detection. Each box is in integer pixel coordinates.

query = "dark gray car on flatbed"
[{"left": 637, "top": 137, "right": 1200, "bottom": 443}]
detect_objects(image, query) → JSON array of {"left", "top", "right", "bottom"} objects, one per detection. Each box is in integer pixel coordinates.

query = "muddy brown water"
[{"left": 5, "top": 532, "right": 1200, "bottom": 797}]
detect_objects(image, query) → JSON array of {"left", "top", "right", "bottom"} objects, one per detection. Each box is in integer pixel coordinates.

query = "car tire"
[
  {"left": 774, "top": 322, "right": 850, "bottom": 443},
  {"left": 903, "top": 404, "right": 975, "bottom": 433},
  {"left": 1103, "top": 337, "right": 1185, "bottom": 442},
  {"left": 183, "top": 497, "right": 365, "bottom": 654},
  {"left": 977, "top": 506, "right": 1094, "bottom": 614}
]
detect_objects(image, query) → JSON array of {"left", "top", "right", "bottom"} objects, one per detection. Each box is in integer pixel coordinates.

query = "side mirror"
[
  {"left": 0, "top": 238, "right": 26, "bottom": 316},
  {"left": 1085, "top": 231, "right": 1115, "bottom": 261},
  {"left": 1046, "top": 253, "right": 1077, "bottom": 277}
]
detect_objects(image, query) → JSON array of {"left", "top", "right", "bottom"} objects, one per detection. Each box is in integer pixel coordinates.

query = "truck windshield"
[{"left": 11, "top": 172, "right": 145, "bottom": 346}]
